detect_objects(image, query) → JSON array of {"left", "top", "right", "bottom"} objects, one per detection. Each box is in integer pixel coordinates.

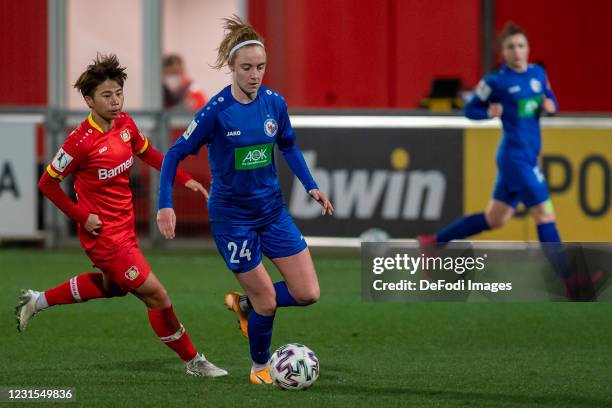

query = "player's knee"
[
  {"left": 533, "top": 211, "right": 556, "bottom": 224},
  {"left": 256, "top": 298, "right": 277, "bottom": 316},
  {"left": 102, "top": 279, "right": 128, "bottom": 298},
  {"left": 486, "top": 216, "right": 508, "bottom": 229},
  {"left": 105, "top": 287, "right": 128, "bottom": 298},
  {"left": 532, "top": 200, "right": 556, "bottom": 224},
  {"left": 146, "top": 287, "right": 171, "bottom": 309},
  {"left": 156, "top": 288, "right": 171, "bottom": 308},
  {"left": 294, "top": 286, "right": 320, "bottom": 305},
  {"left": 250, "top": 291, "right": 277, "bottom": 315}
]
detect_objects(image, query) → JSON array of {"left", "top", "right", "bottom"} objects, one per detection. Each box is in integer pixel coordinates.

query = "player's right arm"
[
  {"left": 38, "top": 132, "right": 103, "bottom": 235},
  {"left": 465, "top": 76, "right": 499, "bottom": 120},
  {"left": 157, "top": 109, "right": 214, "bottom": 239}
]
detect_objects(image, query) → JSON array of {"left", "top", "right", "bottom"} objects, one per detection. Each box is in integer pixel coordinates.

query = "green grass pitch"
[{"left": 1, "top": 249, "right": 611, "bottom": 407}]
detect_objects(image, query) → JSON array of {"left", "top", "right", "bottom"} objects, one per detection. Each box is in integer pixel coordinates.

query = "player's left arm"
[
  {"left": 276, "top": 100, "right": 333, "bottom": 216},
  {"left": 127, "top": 117, "right": 208, "bottom": 198},
  {"left": 542, "top": 68, "right": 559, "bottom": 115}
]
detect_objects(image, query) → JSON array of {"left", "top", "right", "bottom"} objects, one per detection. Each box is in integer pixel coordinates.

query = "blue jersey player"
[
  {"left": 157, "top": 16, "right": 334, "bottom": 384},
  {"left": 416, "top": 23, "right": 587, "bottom": 293}
]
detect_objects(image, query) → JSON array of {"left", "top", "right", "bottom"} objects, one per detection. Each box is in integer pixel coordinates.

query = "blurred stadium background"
[{"left": 1, "top": 0, "right": 612, "bottom": 248}]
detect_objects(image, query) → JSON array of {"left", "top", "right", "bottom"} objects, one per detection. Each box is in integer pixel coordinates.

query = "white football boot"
[
  {"left": 185, "top": 353, "right": 228, "bottom": 377},
  {"left": 15, "top": 289, "right": 41, "bottom": 333}
]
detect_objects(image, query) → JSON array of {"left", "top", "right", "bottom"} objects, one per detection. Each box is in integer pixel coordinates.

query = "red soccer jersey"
[{"left": 43, "top": 112, "right": 186, "bottom": 253}]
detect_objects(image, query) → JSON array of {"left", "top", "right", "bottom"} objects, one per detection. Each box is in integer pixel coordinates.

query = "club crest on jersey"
[
  {"left": 264, "top": 118, "right": 278, "bottom": 137},
  {"left": 530, "top": 79, "right": 542, "bottom": 93},
  {"left": 124, "top": 266, "right": 139, "bottom": 281},
  {"left": 120, "top": 129, "right": 131, "bottom": 142}
]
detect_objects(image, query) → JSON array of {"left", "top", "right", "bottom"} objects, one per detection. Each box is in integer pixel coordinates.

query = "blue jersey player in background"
[
  {"left": 157, "top": 15, "right": 333, "bottom": 384},
  {"left": 416, "top": 23, "right": 592, "bottom": 296}
]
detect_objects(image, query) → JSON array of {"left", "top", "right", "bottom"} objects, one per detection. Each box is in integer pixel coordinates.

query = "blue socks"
[
  {"left": 274, "top": 281, "right": 300, "bottom": 307},
  {"left": 537, "top": 222, "right": 570, "bottom": 278},
  {"left": 537, "top": 222, "right": 561, "bottom": 243},
  {"left": 241, "top": 281, "right": 299, "bottom": 310},
  {"left": 248, "top": 310, "right": 275, "bottom": 365},
  {"left": 246, "top": 281, "right": 302, "bottom": 365},
  {"left": 436, "top": 213, "right": 490, "bottom": 243}
]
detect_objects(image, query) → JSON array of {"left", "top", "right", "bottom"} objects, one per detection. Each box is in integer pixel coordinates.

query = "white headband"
[{"left": 228, "top": 40, "right": 264, "bottom": 59}]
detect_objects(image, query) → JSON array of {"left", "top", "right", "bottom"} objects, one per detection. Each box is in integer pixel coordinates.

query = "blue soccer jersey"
[
  {"left": 465, "top": 63, "right": 558, "bottom": 165},
  {"left": 159, "top": 85, "right": 317, "bottom": 225},
  {"left": 465, "top": 64, "right": 558, "bottom": 208}
]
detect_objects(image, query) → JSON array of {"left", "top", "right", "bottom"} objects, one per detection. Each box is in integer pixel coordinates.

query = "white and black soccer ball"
[{"left": 269, "top": 343, "right": 320, "bottom": 390}]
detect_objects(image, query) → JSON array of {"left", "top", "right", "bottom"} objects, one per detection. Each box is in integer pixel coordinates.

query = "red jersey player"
[{"left": 15, "top": 54, "right": 226, "bottom": 377}]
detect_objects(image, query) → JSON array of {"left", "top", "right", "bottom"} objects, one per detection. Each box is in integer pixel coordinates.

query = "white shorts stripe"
[
  {"left": 159, "top": 324, "right": 185, "bottom": 343},
  {"left": 69, "top": 276, "right": 82, "bottom": 302}
]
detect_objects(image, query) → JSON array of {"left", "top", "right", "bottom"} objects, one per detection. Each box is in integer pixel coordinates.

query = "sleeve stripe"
[
  {"left": 136, "top": 138, "right": 149, "bottom": 155},
  {"left": 46, "top": 165, "right": 64, "bottom": 181}
]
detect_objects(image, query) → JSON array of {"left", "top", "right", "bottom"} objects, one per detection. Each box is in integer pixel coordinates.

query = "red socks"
[
  {"left": 44, "top": 273, "right": 107, "bottom": 305},
  {"left": 147, "top": 305, "right": 197, "bottom": 362},
  {"left": 44, "top": 275, "right": 197, "bottom": 362}
]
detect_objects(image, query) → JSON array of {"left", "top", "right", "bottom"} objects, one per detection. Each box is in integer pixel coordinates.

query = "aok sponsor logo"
[
  {"left": 98, "top": 156, "right": 134, "bottom": 180},
  {"left": 289, "top": 151, "right": 446, "bottom": 221},
  {"left": 235, "top": 143, "right": 272, "bottom": 170},
  {"left": 518, "top": 95, "right": 542, "bottom": 118}
]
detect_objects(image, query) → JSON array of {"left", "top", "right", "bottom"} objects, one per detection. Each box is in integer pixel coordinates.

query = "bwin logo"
[
  {"left": 227, "top": 130, "right": 241, "bottom": 137},
  {"left": 289, "top": 151, "right": 446, "bottom": 220}
]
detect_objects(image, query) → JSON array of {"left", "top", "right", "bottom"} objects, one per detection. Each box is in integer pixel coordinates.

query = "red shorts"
[{"left": 86, "top": 240, "right": 151, "bottom": 291}]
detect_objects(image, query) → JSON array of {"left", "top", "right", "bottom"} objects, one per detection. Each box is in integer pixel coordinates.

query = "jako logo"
[
  {"left": 227, "top": 130, "right": 241, "bottom": 137},
  {"left": 289, "top": 152, "right": 446, "bottom": 220},
  {"left": 98, "top": 156, "right": 134, "bottom": 180},
  {"left": 242, "top": 147, "right": 268, "bottom": 165}
]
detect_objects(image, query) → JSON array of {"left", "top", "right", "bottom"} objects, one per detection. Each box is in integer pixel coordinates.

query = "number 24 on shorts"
[{"left": 228, "top": 240, "right": 252, "bottom": 264}]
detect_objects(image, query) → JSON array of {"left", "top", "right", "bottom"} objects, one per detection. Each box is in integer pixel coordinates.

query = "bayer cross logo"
[
  {"left": 264, "top": 118, "right": 278, "bottom": 137},
  {"left": 124, "top": 266, "right": 139, "bottom": 281},
  {"left": 120, "top": 129, "right": 130, "bottom": 142}
]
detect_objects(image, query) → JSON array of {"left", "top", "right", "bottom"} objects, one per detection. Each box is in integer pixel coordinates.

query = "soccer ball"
[{"left": 269, "top": 343, "right": 320, "bottom": 390}]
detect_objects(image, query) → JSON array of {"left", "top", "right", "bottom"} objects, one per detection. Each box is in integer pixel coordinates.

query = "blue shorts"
[
  {"left": 493, "top": 160, "right": 549, "bottom": 208},
  {"left": 211, "top": 209, "right": 307, "bottom": 273}
]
